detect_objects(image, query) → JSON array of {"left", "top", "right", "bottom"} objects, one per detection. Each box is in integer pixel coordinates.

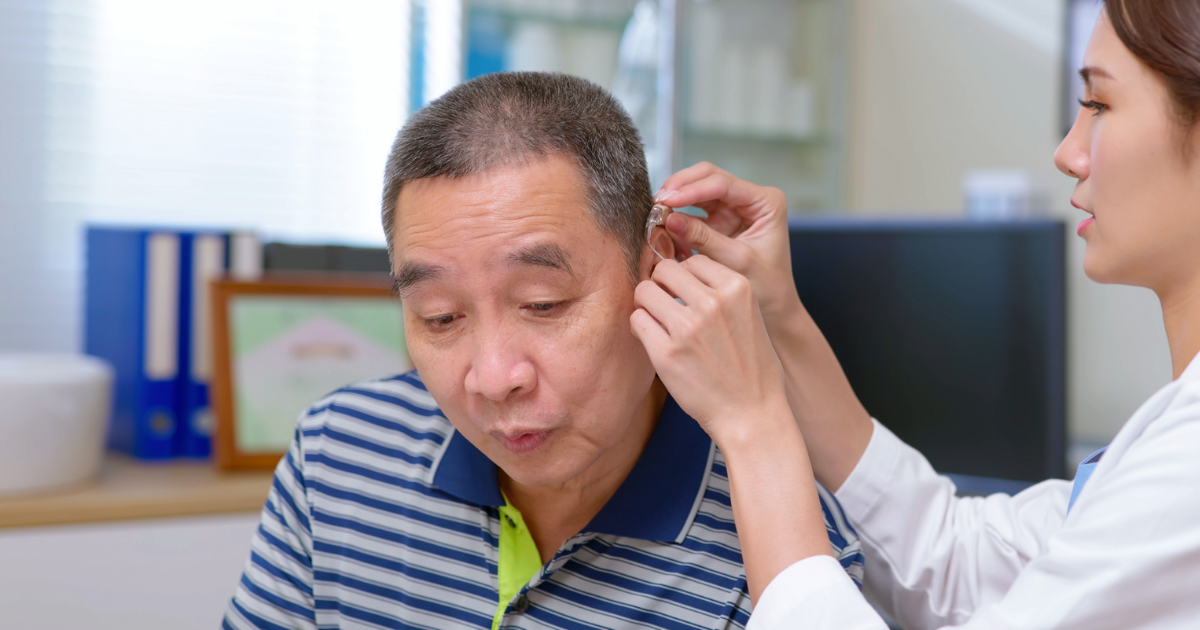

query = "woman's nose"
[{"left": 1055, "top": 110, "right": 1091, "bottom": 180}]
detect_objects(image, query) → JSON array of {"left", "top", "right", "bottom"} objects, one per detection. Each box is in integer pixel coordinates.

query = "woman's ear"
[{"left": 638, "top": 227, "right": 677, "bottom": 280}]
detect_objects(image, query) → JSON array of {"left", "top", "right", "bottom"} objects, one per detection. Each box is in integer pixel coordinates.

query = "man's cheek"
[
  {"left": 535, "top": 315, "right": 628, "bottom": 397},
  {"left": 405, "top": 335, "right": 434, "bottom": 375},
  {"left": 406, "top": 337, "right": 465, "bottom": 401}
]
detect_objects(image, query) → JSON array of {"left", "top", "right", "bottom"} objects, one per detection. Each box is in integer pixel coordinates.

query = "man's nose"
[{"left": 463, "top": 329, "right": 536, "bottom": 402}]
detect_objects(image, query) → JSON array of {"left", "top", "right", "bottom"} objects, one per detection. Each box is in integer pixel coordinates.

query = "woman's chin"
[
  {"left": 1082, "top": 244, "right": 1153, "bottom": 289},
  {"left": 1081, "top": 247, "right": 1121, "bottom": 285}
]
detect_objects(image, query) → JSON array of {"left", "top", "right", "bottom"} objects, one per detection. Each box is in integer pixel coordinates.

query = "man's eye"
[
  {"left": 424, "top": 314, "right": 459, "bottom": 329},
  {"left": 1078, "top": 99, "right": 1108, "bottom": 116},
  {"left": 527, "top": 302, "right": 558, "bottom": 313}
]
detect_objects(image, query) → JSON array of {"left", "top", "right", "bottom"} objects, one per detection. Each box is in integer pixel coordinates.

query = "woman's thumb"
[{"left": 666, "top": 212, "right": 737, "bottom": 261}]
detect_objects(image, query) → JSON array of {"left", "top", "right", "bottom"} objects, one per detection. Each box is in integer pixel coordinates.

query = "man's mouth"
[{"left": 495, "top": 430, "right": 552, "bottom": 455}]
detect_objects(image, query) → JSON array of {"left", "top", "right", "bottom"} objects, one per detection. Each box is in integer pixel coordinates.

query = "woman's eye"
[
  {"left": 527, "top": 302, "right": 558, "bottom": 313},
  {"left": 1078, "top": 99, "right": 1108, "bottom": 116}
]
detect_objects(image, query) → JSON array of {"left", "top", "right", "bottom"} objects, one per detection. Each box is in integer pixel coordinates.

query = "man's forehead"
[
  {"left": 394, "top": 155, "right": 596, "bottom": 241},
  {"left": 390, "top": 154, "right": 624, "bottom": 283}
]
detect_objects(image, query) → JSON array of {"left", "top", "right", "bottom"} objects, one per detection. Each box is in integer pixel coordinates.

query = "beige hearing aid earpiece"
[{"left": 646, "top": 203, "right": 673, "bottom": 261}]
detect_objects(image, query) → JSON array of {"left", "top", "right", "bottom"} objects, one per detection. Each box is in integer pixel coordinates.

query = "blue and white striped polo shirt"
[{"left": 224, "top": 371, "right": 864, "bottom": 630}]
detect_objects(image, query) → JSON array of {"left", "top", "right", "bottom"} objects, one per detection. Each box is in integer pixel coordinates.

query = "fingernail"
[{"left": 653, "top": 189, "right": 678, "bottom": 203}]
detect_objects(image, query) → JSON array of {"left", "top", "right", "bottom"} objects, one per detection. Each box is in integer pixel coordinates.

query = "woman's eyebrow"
[{"left": 1080, "top": 65, "right": 1115, "bottom": 89}]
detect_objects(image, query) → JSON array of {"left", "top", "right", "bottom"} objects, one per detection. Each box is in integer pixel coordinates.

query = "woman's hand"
[
  {"left": 654, "top": 162, "right": 801, "bottom": 326},
  {"left": 655, "top": 163, "right": 874, "bottom": 492},
  {"left": 630, "top": 255, "right": 789, "bottom": 445},
  {"left": 629, "top": 255, "right": 834, "bottom": 602}
]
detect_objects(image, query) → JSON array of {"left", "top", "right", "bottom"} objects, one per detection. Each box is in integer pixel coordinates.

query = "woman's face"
[{"left": 1055, "top": 10, "right": 1200, "bottom": 294}]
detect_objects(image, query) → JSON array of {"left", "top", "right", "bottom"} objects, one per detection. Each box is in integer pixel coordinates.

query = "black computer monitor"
[{"left": 790, "top": 220, "right": 1067, "bottom": 485}]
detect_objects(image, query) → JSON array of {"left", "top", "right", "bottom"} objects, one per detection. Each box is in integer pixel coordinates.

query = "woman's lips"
[
  {"left": 497, "top": 430, "right": 551, "bottom": 455},
  {"left": 1071, "top": 200, "right": 1094, "bottom": 236}
]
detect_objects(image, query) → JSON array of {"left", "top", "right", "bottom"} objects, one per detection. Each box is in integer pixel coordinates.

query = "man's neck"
[{"left": 499, "top": 379, "right": 667, "bottom": 563}]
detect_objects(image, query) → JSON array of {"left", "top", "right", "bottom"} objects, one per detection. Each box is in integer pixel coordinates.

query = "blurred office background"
[{"left": 0, "top": 0, "right": 1170, "bottom": 628}]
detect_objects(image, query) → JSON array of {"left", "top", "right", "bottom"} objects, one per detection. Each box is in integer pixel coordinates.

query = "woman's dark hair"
[{"left": 1106, "top": 0, "right": 1200, "bottom": 131}]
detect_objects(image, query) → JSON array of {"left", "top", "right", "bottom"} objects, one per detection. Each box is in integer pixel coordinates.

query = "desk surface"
[{"left": 0, "top": 454, "right": 273, "bottom": 529}]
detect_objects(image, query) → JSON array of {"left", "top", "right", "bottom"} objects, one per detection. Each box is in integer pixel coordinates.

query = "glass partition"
[{"left": 410, "top": 0, "right": 849, "bottom": 210}]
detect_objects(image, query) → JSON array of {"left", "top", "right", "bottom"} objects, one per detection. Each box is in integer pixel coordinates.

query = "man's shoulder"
[{"left": 297, "top": 370, "right": 453, "bottom": 469}]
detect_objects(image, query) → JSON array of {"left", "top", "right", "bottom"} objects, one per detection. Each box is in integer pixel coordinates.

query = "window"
[
  {"left": 0, "top": 0, "right": 410, "bottom": 351},
  {"left": 53, "top": 0, "right": 411, "bottom": 244}
]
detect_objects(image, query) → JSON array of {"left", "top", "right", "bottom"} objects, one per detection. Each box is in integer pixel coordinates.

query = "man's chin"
[{"left": 494, "top": 449, "right": 592, "bottom": 488}]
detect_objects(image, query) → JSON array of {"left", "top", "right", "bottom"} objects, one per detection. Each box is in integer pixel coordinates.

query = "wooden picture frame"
[{"left": 210, "top": 274, "right": 409, "bottom": 470}]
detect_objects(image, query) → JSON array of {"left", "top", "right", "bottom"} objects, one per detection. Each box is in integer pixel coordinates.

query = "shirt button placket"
[{"left": 513, "top": 594, "right": 530, "bottom": 614}]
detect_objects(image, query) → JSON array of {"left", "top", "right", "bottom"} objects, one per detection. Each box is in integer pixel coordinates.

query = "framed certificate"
[{"left": 211, "top": 275, "right": 410, "bottom": 470}]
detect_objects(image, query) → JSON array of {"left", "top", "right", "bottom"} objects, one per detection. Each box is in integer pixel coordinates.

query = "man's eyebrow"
[
  {"left": 392, "top": 261, "right": 446, "bottom": 296},
  {"left": 509, "top": 243, "right": 575, "bottom": 277},
  {"left": 1079, "top": 65, "right": 1114, "bottom": 89}
]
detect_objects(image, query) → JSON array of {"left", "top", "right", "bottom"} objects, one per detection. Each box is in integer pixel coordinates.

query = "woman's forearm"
[
  {"left": 765, "top": 303, "right": 875, "bottom": 491},
  {"left": 717, "top": 400, "right": 834, "bottom": 603}
]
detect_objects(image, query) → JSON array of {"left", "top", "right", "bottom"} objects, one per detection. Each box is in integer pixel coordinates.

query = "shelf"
[{"left": 0, "top": 453, "right": 274, "bottom": 529}]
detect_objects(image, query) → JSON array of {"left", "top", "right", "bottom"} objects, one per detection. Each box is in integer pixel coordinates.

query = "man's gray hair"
[{"left": 380, "top": 71, "right": 652, "bottom": 279}]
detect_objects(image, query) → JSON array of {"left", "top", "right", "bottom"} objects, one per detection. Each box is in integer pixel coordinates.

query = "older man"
[{"left": 224, "top": 72, "right": 861, "bottom": 630}]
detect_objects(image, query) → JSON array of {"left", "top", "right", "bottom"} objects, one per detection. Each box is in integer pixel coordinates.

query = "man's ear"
[{"left": 637, "top": 227, "right": 677, "bottom": 281}]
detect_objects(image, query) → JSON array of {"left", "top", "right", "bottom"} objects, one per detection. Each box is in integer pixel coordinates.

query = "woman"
[{"left": 631, "top": 1, "right": 1200, "bottom": 628}]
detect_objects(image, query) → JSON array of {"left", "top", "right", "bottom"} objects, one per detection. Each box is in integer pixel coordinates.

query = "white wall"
[
  {"left": 846, "top": 0, "right": 1172, "bottom": 444},
  {"left": 0, "top": 513, "right": 260, "bottom": 630}
]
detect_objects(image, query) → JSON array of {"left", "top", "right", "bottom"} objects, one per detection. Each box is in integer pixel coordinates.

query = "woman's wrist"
[
  {"left": 715, "top": 398, "right": 835, "bottom": 602},
  {"left": 708, "top": 396, "right": 800, "bottom": 461},
  {"left": 763, "top": 295, "right": 820, "bottom": 351},
  {"left": 757, "top": 294, "right": 875, "bottom": 491}
]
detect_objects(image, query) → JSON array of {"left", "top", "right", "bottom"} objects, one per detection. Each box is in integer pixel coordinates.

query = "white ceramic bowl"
[{"left": 0, "top": 353, "right": 113, "bottom": 495}]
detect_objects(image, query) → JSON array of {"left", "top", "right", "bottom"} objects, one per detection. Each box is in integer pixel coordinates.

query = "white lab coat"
[{"left": 748, "top": 353, "right": 1200, "bottom": 629}]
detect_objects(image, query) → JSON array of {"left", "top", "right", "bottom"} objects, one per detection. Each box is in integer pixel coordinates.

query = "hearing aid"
[{"left": 646, "top": 203, "right": 674, "bottom": 260}]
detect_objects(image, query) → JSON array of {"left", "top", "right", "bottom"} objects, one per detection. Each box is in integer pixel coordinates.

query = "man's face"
[{"left": 393, "top": 154, "right": 658, "bottom": 487}]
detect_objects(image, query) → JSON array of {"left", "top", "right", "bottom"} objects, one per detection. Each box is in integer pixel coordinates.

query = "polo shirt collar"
[{"left": 428, "top": 396, "right": 715, "bottom": 544}]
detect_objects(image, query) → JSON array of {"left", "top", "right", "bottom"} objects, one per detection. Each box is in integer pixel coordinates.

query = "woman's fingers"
[
  {"left": 629, "top": 252, "right": 788, "bottom": 440},
  {"left": 681, "top": 254, "right": 747, "bottom": 291},
  {"left": 647, "top": 259, "right": 715, "bottom": 310},
  {"left": 657, "top": 166, "right": 775, "bottom": 223},
  {"left": 654, "top": 161, "right": 802, "bottom": 331},
  {"left": 666, "top": 214, "right": 753, "bottom": 273},
  {"left": 633, "top": 273, "right": 689, "bottom": 332},
  {"left": 638, "top": 258, "right": 755, "bottom": 361},
  {"left": 629, "top": 307, "right": 670, "bottom": 353}
]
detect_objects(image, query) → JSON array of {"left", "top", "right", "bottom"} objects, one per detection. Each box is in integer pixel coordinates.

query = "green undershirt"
[{"left": 492, "top": 495, "right": 542, "bottom": 630}]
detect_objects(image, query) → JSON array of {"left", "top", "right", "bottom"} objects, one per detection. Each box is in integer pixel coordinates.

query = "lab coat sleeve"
[
  {"left": 747, "top": 555, "right": 889, "bottom": 630},
  {"left": 750, "top": 383, "right": 1200, "bottom": 630},
  {"left": 833, "top": 419, "right": 1071, "bottom": 630},
  {"left": 959, "top": 381, "right": 1200, "bottom": 629}
]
